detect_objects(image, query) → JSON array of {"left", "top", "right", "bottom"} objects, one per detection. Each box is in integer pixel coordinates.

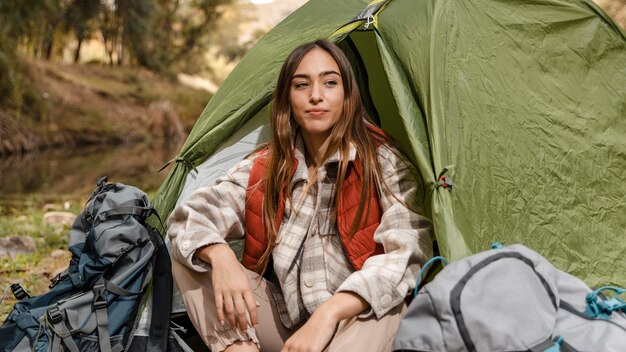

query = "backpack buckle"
[
  {"left": 93, "top": 281, "right": 108, "bottom": 309},
  {"left": 93, "top": 297, "right": 107, "bottom": 310},
  {"left": 96, "top": 176, "right": 108, "bottom": 187},
  {"left": 141, "top": 207, "right": 154, "bottom": 219},
  {"left": 97, "top": 212, "right": 108, "bottom": 223},
  {"left": 47, "top": 307, "right": 63, "bottom": 324},
  {"left": 585, "top": 286, "right": 626, "bottom": 319},
  {"left": 49, "top": 269, "right": 69, "bottom": 289},
  {"left": 10, "top": 283, "right": 30, "bottom": 300},
  {"left": 49, "top": 273, "right": 61, "bottom": 288}
]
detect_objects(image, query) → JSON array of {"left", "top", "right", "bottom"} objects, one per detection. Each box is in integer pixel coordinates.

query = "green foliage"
[
  {"left": 0, "top": 0, "right": 233, "bottom": 73},
  {"left": 120, "top": 0, "right": 160, "bottom": 69},
  {"left": 164, "top": 0, "right": 233, "bottom": 73},
  {"left": 0, "top": 0, "right": 68, "bottom": 59}
]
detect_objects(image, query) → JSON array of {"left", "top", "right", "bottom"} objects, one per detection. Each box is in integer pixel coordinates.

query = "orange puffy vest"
[{"left": 242, "top": 131, "right": 387, "bottom": 274}]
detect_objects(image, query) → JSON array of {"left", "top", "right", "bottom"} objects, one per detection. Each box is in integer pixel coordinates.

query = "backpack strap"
[
  {"left": 147, "top": 226, "right": 173, "bottom": 352},
  {"left": 47, "top": 307, "right": 80, "bottom": 352},
  {"left": 529, "top": 336, "right": 580, "bottom": 352},
  {"left": 529, "top": 338, "right": 559, "bottom": 352},
  {"left": 93, "top": 206, "right": 153, "bottom": 227},
  {"left": 104, "top": 279, "right": 143, "bottom": 296},
  {"left": 413, "top": 256, "right": 448, "bottom": 297},
  {"left": 93, "top": 279, "right": 113, "bottom": 352},
  {"left": 559, "top": 341, "right": 580, "bottom": 352}
]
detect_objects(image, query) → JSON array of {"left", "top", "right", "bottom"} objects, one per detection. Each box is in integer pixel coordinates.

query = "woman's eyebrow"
[
  {"left": 320, "top": 70, "right": 341, "bottom": 77},
  {"left": 291, "top": 70, "right": 341, "bottom": 80},
  {"left": 292, "top": 73, "right": 310, "bottom": 80}
]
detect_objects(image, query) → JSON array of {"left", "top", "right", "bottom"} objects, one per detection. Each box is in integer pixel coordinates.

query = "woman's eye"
[
  {"left": 325, "top": 80, "right": 338, "bottom": 87},
  {"left": 294, "top": 82, "right": 308, "bottom": 89}
]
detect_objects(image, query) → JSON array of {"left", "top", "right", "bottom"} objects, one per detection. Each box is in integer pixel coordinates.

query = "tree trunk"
[
  {"left": 74, "top": 37, "right": 83, "bottom": 63},
  {"left": 117, "top": 32, "right": 125, "bottom": 66},
  {"left": 44, "top": 36, "right": 54, "bottom": 60},
  {"left": 43, "top": 22, "right": 57, "bottom": 60}
]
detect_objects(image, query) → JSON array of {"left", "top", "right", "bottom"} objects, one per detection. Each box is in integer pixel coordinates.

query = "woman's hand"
[
  {"left": 197, "top": 244, "right": 259, "bottom": 332},
  {"left": 281, "top": 311, "right": 337, "bottom": 352},
  {"left": 281, "top": 292, "right": 369, "bottom": 352}
]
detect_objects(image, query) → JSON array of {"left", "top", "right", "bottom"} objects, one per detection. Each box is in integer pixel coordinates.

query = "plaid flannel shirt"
[{"left": 168, "top": 134, "right": 433, "bottom": 328}]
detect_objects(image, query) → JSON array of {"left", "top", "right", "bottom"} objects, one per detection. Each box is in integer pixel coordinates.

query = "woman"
[{"left": 168, "top": 39, "right": 433, "bottom": 352}]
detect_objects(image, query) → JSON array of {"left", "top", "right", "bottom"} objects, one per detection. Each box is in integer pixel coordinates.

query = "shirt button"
[
  {"left": 181, "top": 240, "right": 189, "bottom": 250},
  {"left": 381, "top": 294, "right": 392, "bottom": 308},
  {"left": 304, "top": 278, "right": 314, "bottom": 288}
]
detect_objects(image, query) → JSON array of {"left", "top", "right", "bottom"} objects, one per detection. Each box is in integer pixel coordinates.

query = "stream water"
[{"left": 0, "top": 139, "right": 182, "bottom": 212}]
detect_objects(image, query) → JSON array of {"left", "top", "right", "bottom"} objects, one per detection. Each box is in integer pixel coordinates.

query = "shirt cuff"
[
  {"left": 336, "top": 273, "right": 407, "bottom": 319},
  {"left": 173, "top": 232, "right": 228, "bottom": 272}
]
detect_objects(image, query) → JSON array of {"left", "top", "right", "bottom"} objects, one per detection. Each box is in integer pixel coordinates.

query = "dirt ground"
[{"left": 0, "top": 59, "right": 209, "bottom": 155}]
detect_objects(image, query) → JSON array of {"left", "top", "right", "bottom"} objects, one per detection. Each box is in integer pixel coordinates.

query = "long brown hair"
[{"left": 254, "top": 39, "right": 388, "bottom": 274}]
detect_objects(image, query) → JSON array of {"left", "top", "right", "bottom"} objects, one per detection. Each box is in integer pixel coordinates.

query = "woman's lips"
[{"left": 306, "top": 109, "right": 328, "bottom": 116}]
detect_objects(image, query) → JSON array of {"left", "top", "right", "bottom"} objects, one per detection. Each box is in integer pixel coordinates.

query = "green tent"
[{"left": 154, "top": 0, "right": 626, "bottom": 287}]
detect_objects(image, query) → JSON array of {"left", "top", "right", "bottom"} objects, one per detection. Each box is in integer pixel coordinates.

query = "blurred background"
[
  {"left": 0, "top": 0, "right": 305, "bottom": 316},
  {"left": 0, "top": 0, "right": 306, "bottom": 203}
]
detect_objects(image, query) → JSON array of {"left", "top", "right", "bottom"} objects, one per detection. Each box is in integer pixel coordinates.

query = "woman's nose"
[{"left": 309, "top": 83, "right": 323, "bottom": 103}]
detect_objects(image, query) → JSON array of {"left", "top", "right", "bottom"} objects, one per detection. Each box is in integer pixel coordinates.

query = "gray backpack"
[
  {"left": 393, "top": 244, "right": 626, "bottom": 352},
  {"left": 0, "top": 177, "right": 173, "bottom": 352}
]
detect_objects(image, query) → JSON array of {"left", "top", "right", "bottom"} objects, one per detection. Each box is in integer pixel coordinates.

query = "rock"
[
  {"left": 147, "top": 100, "right": 186, "bottom": 141},
  {"left": 43, "top": 211, "right": 76, "bottom": 226},
  {"left": 50, "top": 249, "right": 68, "bottom": 259},
  {"left": 16, "top": 215, "right": 28, "bottom": 222},
  {"left": 0, "top": 235, "right": 37, "bottom": 258},
  {"left": 42, "top": 203, "right": 58, "bottom": 212}
]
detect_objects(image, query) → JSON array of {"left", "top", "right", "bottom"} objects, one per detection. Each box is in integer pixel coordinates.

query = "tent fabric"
[{"left": 153, "top": 0, "right": 626, "bottom": 287}]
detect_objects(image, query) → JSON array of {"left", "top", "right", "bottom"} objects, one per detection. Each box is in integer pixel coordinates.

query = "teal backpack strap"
[{"left": 413, "top": 256, "right": 449, "bottom": 297}]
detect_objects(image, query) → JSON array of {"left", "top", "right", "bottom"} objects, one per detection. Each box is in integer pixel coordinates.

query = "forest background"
[{"left": 0, "top": 0, "right": 304, "bottom": 317}]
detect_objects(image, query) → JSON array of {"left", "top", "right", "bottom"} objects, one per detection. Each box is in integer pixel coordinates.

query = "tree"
[
  {"left": 99, "top": 1, "right": 120, "bottom": 65},
  {"left": 1, "top": 0, "right": 234, "bottom": 72},
  {"left": 65, "top": 0, "right": 101, "bottom": 62},
  {"left": 166, "top": 0, "right": 232, "bottom": 73},
  {"left": 120, "top": 0, "right": 160, "bottom": 68}
]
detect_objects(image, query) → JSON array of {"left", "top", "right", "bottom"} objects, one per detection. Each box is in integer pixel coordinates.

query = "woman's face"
[{"left": 289, "top": 48, "right": 345, "bottom": 141}]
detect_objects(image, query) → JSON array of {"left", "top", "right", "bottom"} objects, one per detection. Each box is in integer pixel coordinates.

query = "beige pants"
[{"left": 172, "top": 259, "right": 406, "bottom": 352}]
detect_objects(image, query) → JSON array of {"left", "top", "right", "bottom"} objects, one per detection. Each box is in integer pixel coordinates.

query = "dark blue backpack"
[{"left": 0, "top": 177, "right": 172, "bottom": 352}]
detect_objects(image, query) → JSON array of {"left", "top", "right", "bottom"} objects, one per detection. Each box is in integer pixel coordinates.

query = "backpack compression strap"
[
  {"left": 147, "top": 226, "right": 173, "bottom": 352},
  {"left": 93, "top": 279, "right": 113, "bottom": 352},
  {"left": 48, "top": 307, "right": 80, "bottom": 352},
  {"left": 93, "top": 206, "right": 154, "bottom": 227}
]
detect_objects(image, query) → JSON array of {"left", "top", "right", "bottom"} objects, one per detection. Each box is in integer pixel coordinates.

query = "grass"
[
  {"left": 0, "top": 202, "right": 77, "bottom": 319},
  {"left": 0, "top": 52, "right": 212, "bottom": 322}
]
